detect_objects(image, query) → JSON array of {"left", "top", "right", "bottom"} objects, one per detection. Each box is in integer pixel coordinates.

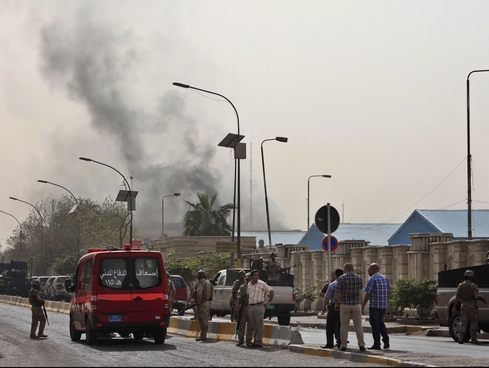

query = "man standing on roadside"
[
  {"left": 247, "top": 269, "right": 274, "bottom": 348},
  {"left": 334, "top": 263, "right": 365, "bottom": 352},
  {"left": 234, "top": 272, "right": 253, "bottom": 347},
  {"left": 452, "top": 269, "right": 487, "bottom": 344},
  {"left": 362, "top": 263, "right": 391, "bottom": 350},
  {"left": 321, "top": 268, "right": 343, "bottom": 349}
]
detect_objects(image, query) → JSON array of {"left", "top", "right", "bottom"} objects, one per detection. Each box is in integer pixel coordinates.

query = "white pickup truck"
[
  {"left": 434, "top": 263, "right": 489, "bottom": 342},
  {"left": 209, "top": 265, "right": 296, "bottom": 326}
]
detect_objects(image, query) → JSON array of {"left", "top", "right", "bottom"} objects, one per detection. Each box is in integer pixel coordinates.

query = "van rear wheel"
[
  {"left": 154, "top": 328, "right": 166, "bottom": 344},
  {"left": 70, "top": 319, "right": 81, "bottom": 341},
  {"left": 85, "top": 320, "right": 97, "bottom": 345}
]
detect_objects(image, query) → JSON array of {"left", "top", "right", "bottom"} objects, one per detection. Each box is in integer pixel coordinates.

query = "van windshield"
[{"left": 99, "top": 256, "right": 162, "bottom": 290}]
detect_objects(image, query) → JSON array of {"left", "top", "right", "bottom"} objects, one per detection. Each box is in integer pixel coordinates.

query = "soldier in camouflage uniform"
[
  {"left": 452, "top": 269, "right": 487, "bottom": 344},
  {"left": 28, "top": 280, "right": 47, "bottom": 339},
  {"left": 261, "top": 252, "right": 282, "bottom": 284},
  {"left": 230, "top": 269, "right": 246, "bottom": 316},
  {"left": 234, "top": 272, "right": 253, "bottom": 346},
  {"left": 193, "top": 269, "right": 213, "bottom": 341}
]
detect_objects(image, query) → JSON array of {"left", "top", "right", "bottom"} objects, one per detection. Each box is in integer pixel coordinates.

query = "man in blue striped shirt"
[{"left": 362, "top": 263, "right": 391, "bottom": 350}]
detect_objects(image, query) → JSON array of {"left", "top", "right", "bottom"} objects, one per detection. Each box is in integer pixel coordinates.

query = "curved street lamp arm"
[
  {"left": 79, "top": 157, "right": 132, "bottom": 192},
  {"left": 9, "top": 197, "right": 42, "bottom": 221},
  {"left": 173, "top": 82, "right": 240, "bottom": 135},
  {"left": 0, "top": 209, "right": 21, "bottom": 228},
  {"left": 38, "top": 180, "right": 78, "bottom": 204}
]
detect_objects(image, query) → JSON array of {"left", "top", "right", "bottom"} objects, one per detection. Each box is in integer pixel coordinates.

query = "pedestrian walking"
[
  {"left": 234, "top": 272, "right": 253, "bottom": 347},
  {"left": 28, "top": 279, "right": 47, "bottom": 339},
  {"left": 321, "top": 268, "right": 343, "bottom": 349},
  {"left": 334, "top": 263, "right": 365, "bottom": 351},
  {"left": 192, "top": 269, "right": 213, "bottom": 341},
  {"left": 452, "top": 269, "right": 487, "bottom": 344},
  {"left": 361, "top": 263, "right": 391, "bottom": 350},
  {"left": 247, "top": 269, "right": 274, "bottom": 347}
]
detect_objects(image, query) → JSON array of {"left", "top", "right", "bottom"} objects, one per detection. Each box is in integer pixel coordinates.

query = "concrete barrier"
[{"left": 168, "top": 317, "right": 301, "bottom": 347}]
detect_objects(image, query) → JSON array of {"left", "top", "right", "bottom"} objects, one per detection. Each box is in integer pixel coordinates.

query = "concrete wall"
[{"left": 150, "top": 233, "right": 489, "bottom": 312}]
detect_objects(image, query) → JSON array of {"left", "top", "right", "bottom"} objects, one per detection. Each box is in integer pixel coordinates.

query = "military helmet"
[
  {"left": 197, "top": 269, "right": 206, "bottom": 278},
  {"left": 270, "top": 251, "right": 276, "bottom": 257},
  {"left": 31, "top": 280, "right": 41, "bottom": 287},
  {"left": 238, "top": 269, "right": 246, "bottom": 275},
  {"left": 464, "top": 269, "right": 475, "bottom": 278},
  {"left": 245, "top": 272, "right": 251, "bottom": 280}
]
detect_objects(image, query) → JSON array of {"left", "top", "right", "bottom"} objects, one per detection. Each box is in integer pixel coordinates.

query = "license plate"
[
  {"left": 109, "top": 315, "right": 121, "bottom": 322},
  {"left": 265, "top": 304, "right": 275, "bottom": 310}
]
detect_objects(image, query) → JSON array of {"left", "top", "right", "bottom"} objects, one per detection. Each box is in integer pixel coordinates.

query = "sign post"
[{"left": 314, "top": 203, "right": 340, "bottom": 283}]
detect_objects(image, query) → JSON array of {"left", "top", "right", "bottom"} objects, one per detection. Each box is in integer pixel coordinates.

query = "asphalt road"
[{"left": 0, "top": 303, "right": 383, "bottom": 367}]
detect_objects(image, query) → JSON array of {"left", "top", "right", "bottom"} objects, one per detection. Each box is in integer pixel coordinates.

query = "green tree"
[
  {"left": 3, "top": 195, "right": 137, "bottom": 275},
  {"left": 388, "top": 278, "right": 437, "bottom": 319},
  {"left": 164, "top": 251, "right": 234, "bottom": 287},
  {"left": 183, "top": 193, "right": 233, "bottom": 236}
]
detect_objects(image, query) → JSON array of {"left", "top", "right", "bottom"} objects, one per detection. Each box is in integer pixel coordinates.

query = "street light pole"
[
  {"left": 161, "top": 193, "right": 181, "bottom": 238},
  {"left": 79, "top": 157, "right": 134, "bottom": 245},
  {"left": 261, "top": 137, "right": 288, "bottom": 249},
  {"left": 0, "top": 210, "right": 22, "bottom": 259},
  {"left": 307, "top": 175, "right": 331, "bottom": 247},
  {"left": 9, "top": 197, "right": 43, "bottom": 273},
  {"left": 38, "top": 180, "right": 80, "bottom": 255},
  {"left": 173, "top": 82, "right": 243, "bottom": 258},
  {"left": 466, "top": 69, "right": 489, "bottom": 240}
]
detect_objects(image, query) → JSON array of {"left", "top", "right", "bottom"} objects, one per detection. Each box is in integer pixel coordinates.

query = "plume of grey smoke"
[{"left": 37, "top": 5, "right": 230, "bottom": 238}]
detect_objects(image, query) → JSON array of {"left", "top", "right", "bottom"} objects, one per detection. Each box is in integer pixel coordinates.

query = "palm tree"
[{"left": 183, "top": 193, "right": 233, "bottom": 236}]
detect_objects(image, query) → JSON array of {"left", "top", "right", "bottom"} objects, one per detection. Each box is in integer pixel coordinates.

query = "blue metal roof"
[
  {"left": 388, "top": 209, "right": 489, "bottom": 245},
  {"left": 299, "top": 223, "right": 402, "bottom": 249}
]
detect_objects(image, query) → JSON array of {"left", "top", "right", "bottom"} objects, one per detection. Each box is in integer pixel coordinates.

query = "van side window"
[
  {"left": 135, "top": 257, "right": 161, "bottom": 288},
  {"left": 100, "top": 258, "right": 127, "bottom": 289},
  {"left": 84, "top": 259, "right": 93, "bottom": 287}
]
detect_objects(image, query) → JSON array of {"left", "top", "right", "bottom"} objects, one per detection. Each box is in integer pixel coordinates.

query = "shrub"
[
  {"left": 294, "top": 285, "right": 317, "bottom": 312},
  {"left": 388, "top": 278, "right": 437, "bottom": 319}
]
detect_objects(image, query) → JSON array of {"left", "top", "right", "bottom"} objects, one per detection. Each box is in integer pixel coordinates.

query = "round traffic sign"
[
  {"left": 322, "top": 236, "right": 338, "bottom": 252},
  {"left": 314, "top": 205, "right": 340, "bottom": 234}
]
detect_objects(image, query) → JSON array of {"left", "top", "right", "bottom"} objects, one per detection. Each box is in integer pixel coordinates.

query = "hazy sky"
[{"left": 2, "top": 1, "right": 489, "bottom": 249}]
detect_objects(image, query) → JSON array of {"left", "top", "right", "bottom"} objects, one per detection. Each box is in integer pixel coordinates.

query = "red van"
[{"left": 65, "top": 244, "right": 170, "bottom": 345}]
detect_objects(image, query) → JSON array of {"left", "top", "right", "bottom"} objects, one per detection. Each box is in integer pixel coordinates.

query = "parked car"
[
  {"left": 43, "top": 276, "right": 56, "bottom": 300},
  {"left": 38, "top": 276, "right": 50, "bottom": 289},
  {"left": 169, "top": 275, "right": 189, "bottom": 315},
  {"left": 51, "top": 275, "right": 71, "bottom": 301}
]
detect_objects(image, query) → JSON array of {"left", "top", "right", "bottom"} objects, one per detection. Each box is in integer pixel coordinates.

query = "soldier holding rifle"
[{"left": 234, "top": 272, "right": 252, "bottom": 347}]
